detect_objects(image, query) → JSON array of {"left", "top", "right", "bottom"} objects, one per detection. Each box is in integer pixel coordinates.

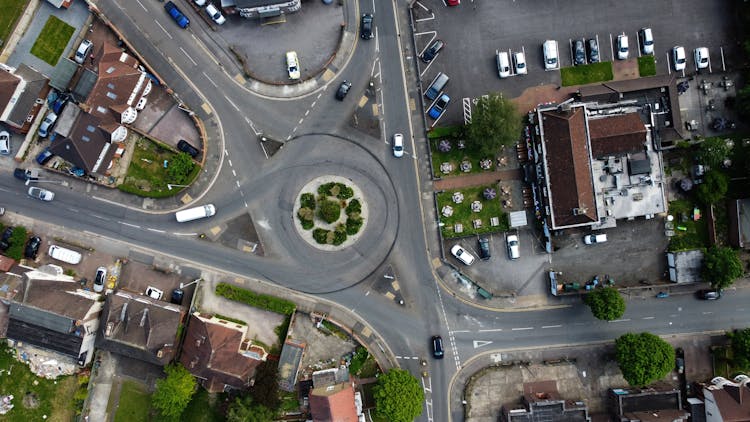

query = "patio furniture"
[
  {"left": 490, "top": 216, "right": 500, "bottom": 226},
  {"left": 471, "top": 201, "right": 482, "bottom": 212},
  {"left": 442, "top": 205, "right": 454, "bottom": 217},
  {"left": 503, "top": 199, "right": 512, "bottom": 208},
  {"left": 454, "top": 223, "right": 463, "bottom": 233},
  {"left": 472, "top": 219, "right": 482, "bottom": 229},
  {"left": 480, "top": 159, "right": 492, "bottom": 170},
  {"left": 440, "top": 162, "right": 454, "bottom": 173},
  {"left": 438, "top": 140, "right": 452, "bottom": 152},
  {"left": 452, "top": 191, "right": 464, "bottom": 203},
  {"left": 460, "top": 160, "right": 472, "bottom": 172},
  {"left": 483, "top": 188, "right": 496, "bottom": 200}
]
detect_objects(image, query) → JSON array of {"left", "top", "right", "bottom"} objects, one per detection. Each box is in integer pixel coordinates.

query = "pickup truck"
[{"left": 164, "top": 1, "right": 189, "bottom": 29}]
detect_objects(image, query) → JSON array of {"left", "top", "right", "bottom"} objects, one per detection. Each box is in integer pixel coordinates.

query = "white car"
[
  {"left": 392, "top": 133, "right": 404, "bottom": 158},
  {"left": 74, "top": 39, "right": 93, "bottom": 64},
  {"left": 205, "top": 3, "right": 226, "bottom": 25},
  {"left": 496, "top": 51, "right": 511, "bottom": 78},
  {"left": 639, "top": 27, "right": 654, "bottom": 55},
  {"left": 513, "top": 51, "right": 527, "bottom": 75},
  {"left": 38, "top": 111, "right": 57, "bottom": 138},
  {"left": 193, "top": 0, "right": 206, "bottom": 6},
  {"left": 0, "top": 131, "right": 9, "bottom": 155},
  {"left": 450, "top": 244, "right": 475, "bottom": 266},
  {"left": 543, "top": 40, "right": 558, "bottom": 70},
  {"left": 93, "top": 267, "right": 107, "bottom": 293},
  {"left": 146, "top": 286, "right": 164, "bottom": 300},
  {"left": 673, "top": 46, "right": 686, "bottom": 71},
  {"left": 286, "top": 51, "right": 300, "bottom": 80},
  {"left": 617, "top": 34, "right": 629, "bottom": 60},
  {"left": 694, "top": 47, "right": 709, "bottom": 70},
  {"left": 28, "top": 187, "right": 54, "bottom": 201},
  {"left": 506, "top": 234, "right": 520, "bottom": 259}
]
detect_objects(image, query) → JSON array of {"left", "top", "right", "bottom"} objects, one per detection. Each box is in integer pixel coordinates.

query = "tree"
[
  {"left": 464, "top": 93, "right": 522, "bottom": 157},
  {"left": 697, "top": 137, "right": 732, "bottom": 169},
  {"left": 615, "top": 332, "right": 674, "bottom": 386},
  {"left": 583, "top": 287, "right": 625, "bottom": 321},
  {"left": 248, "top": 361, "right": 280, "bottom": 410},
  {"left": 226, "top": 396, "right": 275, "bottom": 422},
  {"left": 167, "top": 152, "right": 195, "bottom": 184},
  {"left": 728, "top": 328, "right": 750, "bottom": 370},
  {"left": 703, "top": 246, "right": 744, "bottom": 290},
  {"left": 373, "top": 368, "right": 424, "bottom": 422},
  {"left": 151, "top": 363, "right": 196, "bottom": 419},
  {"left": 735, "top": 85, "right": 750, "bottom": 121},
  {"left": 696, "top": 170, "right": 728, "bottom": 205}
]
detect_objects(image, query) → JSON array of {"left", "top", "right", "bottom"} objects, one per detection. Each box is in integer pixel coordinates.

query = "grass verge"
[
  {"left": 560, "top": 62, "right": 613, "bottom": 87},
  {"left": 30, "top": 16, "right": 74, "bottom": 65},
  {"left": 181, "top": 388, "right": 224, "bottom": 422},
  {"left": 638, "top": 55, "right": 656, "bottom": 77},
  {"left": 427, "top": 125, "right": 462, "bottom": 139},
  {"left": 118, "top": 137, "right": 200, "bottom": 198},
  {"left": 667, "top": 199, "right": 709, "bottom": 251},
  {"left": 429, "top": 139, "right": 493, "bottom": 176},
  {"left": 437, "top": 185, "right": 509, "bottom": 238},
  {"left": 114, "top": 380, "right": 151, "bottom": 422},
  {"left": 0, "top": 0, "right": 29, "bottom": 51}
]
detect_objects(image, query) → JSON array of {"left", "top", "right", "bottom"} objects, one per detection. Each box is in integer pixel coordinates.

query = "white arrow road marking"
[{"left": 473, "top": 340, "right": 493, "bottom": 349}]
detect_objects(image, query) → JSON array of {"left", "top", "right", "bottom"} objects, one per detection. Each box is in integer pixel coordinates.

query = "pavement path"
[{"left": 85, "top": 350, "right": 117, "bottom": 422}]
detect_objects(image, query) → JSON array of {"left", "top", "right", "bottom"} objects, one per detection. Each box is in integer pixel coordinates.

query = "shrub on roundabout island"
[
  {"left": 318, "top": 182, "right": 354, "bottom": 200},
  {"left": 313, "top": 228, "right": 329, "bottom": 244},
  {"left": 332, "top": 224, "right": 347, "bottom": 245},
  {"left": 318, "top": 199, "right": 341, "bottom": 224},
  {"left": 346, "top": 217, "right": 363, "bottom": 235},
  {"left": 345, "top": 198, "right": 361, "bottom": 215},
  {"left": 300, "top": 193, "right": 316, "bottom": 209}
]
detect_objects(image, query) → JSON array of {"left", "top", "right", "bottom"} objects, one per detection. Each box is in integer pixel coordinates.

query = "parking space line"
[
  {"left": 708, "top": 55, "right": 713, "bottom": 74},
  {"left": 720, "top": 47, "right": 726, "bottom": 71},
  {"left": 636, "top": 31, "right": 641, "bottom": 57},
  {"left": 596, "top": 34, "right": 600, "bottom": 61},
  {"left": 666, "top": 52, "right": 671, "bottom": 75},
  {"left": 609, "top": 33, "right": 614, "bottom": 62}
]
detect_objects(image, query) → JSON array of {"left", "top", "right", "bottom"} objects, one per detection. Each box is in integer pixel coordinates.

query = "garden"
[
  {"left": 0, "top": 0, "right": 29, "bottom": 51},
  {"left": 296, "top": 181, "right": 365, "bottom": 246},
  {"left": 30, "top": 16, "right": 74, "bottom": 66},
  {"left": 638, "top": 55, "right": 656, "bottom": 77},
  {"left": 118, "top": 137, "right": 201, "bottom": 198},
  {"left": 437, "top": 184, "right": 508, "bottom": 238},
  {"left": 560, "top": 61, "right": 614, "bottom": 87},
  {"left": 429, "top": 137, "right": 501, "bottom": 177}
]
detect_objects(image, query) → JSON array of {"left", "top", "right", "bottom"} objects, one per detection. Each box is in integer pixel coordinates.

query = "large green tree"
[
  {"left": 167, "top": 152, "right": 195, "bottom": 185},
  {"left": 373, "top": 368, "right": 424, "bottom": 422},
  {"left": 152, "top": 363, "right": 197, "bottom": 420},
  {"left": 615, "top": 333, "right": 674, "bottom": 386},
  {"left": 697, "top": 137, "right": 732, "bottom": 169},
  {"left": 584, "top": 287, "right": 625, "bottom": 321},
  {"left": 703, "top": 246, "right": 744, "bottom": 290},
  {"left": 226, "top": 396, "right": 275, "bottom": 422},
  {"left": 248, "top": 361, "right": 280, "bottom": 410},
  {"left": 464, "top": 93, "right": 522, "bottom": 157},
  {"left": 696, "top": 170, "right": 729, "bottom": 205},
  {"left": 735, "top": 85, "right": 750, "bottom": 121},
  {"left": 728, "top": 328, "right": 750, "bottom": 370}
]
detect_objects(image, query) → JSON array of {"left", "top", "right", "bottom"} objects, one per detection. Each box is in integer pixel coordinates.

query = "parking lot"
[{"left": 412, "top": 0, "right": 738, "bottom": 125}]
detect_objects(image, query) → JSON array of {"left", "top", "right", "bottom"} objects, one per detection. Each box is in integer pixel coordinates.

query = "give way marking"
[{"left": 473, "top": 340, "right": 493, "bottom": 349}]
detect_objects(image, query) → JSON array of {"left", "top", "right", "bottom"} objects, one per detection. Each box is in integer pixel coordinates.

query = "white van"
[
  {"left": 543, "top": 40, "right": 558, "bottom": 70},
  {"left": 175, "top": 204, "right": 216, "bottom": 223},
  {"left": 496, "top": 51, "right": 511, "bottom": 78},
  {"left": 583, "top": 234, "right": 608, "bottom": 245},
  {"left": 48, "top": 245, "right": 82, "bottom": 264}
]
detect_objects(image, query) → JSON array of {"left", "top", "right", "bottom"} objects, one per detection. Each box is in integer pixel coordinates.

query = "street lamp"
[
  {"left": 179, "top": 278, "right": 202, "bottom": 290},
  {"left": 167, "top": 183, "right": 190, "bottom": 190}
]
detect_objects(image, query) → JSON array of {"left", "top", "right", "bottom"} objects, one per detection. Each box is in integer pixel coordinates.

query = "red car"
[{"left": 447, "top": 0, "right": 460, "bottom": 5}]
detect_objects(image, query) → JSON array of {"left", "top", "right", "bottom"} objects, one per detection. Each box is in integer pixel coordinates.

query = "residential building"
[
  {"left": 700, "top": 375, "right": 750, "bottom": 421},
  {"left": 728, "top": 198, "right": 750, "bottom": 249},
  {"left": 6, "top": 266, "right": 103, "bottom": 366},
  {"left": 609, "top": 385, "right": 688, "bottom": 421},
  {"left": 180, "top": 312, "right": 268, "bottom": 393},
  {"left": 46, "top": 0, "right": 74, "bottom": 8},
  {"left": 0, "top": 63, "right": 51, "bottom": 134},
  {"left": 500, "top": 380, "right": 591, "bottom": 421},
  {"left": 309, "top": 381, "right": 360, "bottom": 422},
  {"left": 220, "top": 0, "right": 301, "bottom": 19},
  {"left": 96, "top": 291, "right": 183, "bottom": 366}
]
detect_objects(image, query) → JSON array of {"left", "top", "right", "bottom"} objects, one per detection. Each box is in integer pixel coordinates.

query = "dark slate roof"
[
  {"left": 6, "top": 318, "right": 83, "bottom": 357},
  {"left": 540, "top": 107, "right": 597, "bottom": 228},
  {"left": 48, "top": 112, "right": 116, "bottom": 174},
  {"left": 6, "top": 64, "right": 49, "bottom": 129},
  {"left": 278, "top": 338, "right": 305, "bottom": 392},
  {"left": 49, "top": 59, "right": 78, "bottom": 92},
  {"left": 588, "top": 113, "right": 647, "bottom": 158},
  {"left": 628, "top": 152, "right": 651, "bottom": 175},
  {"left": 12, "top": 279, "right": 96, "bottom": 328},
  {"left": 72, "top": 69, "right": 97, "bottom": 101}
]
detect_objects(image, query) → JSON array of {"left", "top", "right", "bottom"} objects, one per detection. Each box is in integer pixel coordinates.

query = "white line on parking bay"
[
  {"left": 179, "top": 47, "right": 197, "bottom": 66},
  {"left": 154, "top": 20, "right": 172, "bottom": 40}
]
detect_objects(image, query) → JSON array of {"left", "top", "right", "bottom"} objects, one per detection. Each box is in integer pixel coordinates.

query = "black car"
[
  {"left": 586, "top": 38, "right": 600, "bottom": 63},
  {"left": 24, "top": 236, "right": 41, "bottom": 259},
  {"left": 431, "top": 335, "right": 444, "bottom": 359},
  {"left": 421, "top": 39, "right": 445, "bottom": 63},
  {"left": 698, "top": 289, "right": 721, "bottom": 300},
  {"left": 335, "top": 80, "right": 352, "bottom": 100},
  {"left": 14, "top": 168, "right": 29, "bottom": 181},
  {"left": 478, "top": 237, "right": 491, "bottom": 260},
  {"left": 170, "top": 288, "right": 184, "bottom": 305},
  {"left": 177, "top": 140, "right": 200, "bottom": 159},
  {"left": 360, "top": 13, "right": 374, "bottom": 39},
  {"left": 0, "top": 227, "right": 13, "bottom": 251},
  {"left": 573, "top": 39, "right": 585, "bottom": 65}
]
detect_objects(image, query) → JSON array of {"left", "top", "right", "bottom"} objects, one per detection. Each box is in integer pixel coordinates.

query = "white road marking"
[
  {"left": 90, "top": 214, "right": 108, "bottom": 220},
  {"left": 542, "top": 325, "right": 562, "bottom": 329},
  {"left": 154, "top": 20, "right": 172, "bottom": 39},
  {"left": 310, "top": 101, "right": 316, "bottom": 108},
  {"left": 243, "top": 201, "right": 248, "bottom": 208},
  {"left": 119, "top": 222, "right": 140, "bottom": 228},
  {"left": 147, "top": 228, "right": 166, "bottom": 233},
  {"left": 135, "top": 0, "right": 146, "bottom": 11},
  {"left": 203, "top": 72, "right": 218, "bottom": 87},
  {"left": 511, "top": 327, "right": 533, "bottom": 331},
  {"left": 172, "top": 232, "right": 198, "bottom": 236},
  {"left": 231, "top": 169, "right": 236, "bottom": 177},
  {"left": 478, "top": 328, "right": 503, "bottom": 333},
  {"left": 235, "top": 181, "right": 241, "bottom": 187},
  {"left": 304, "top": 110, "right": 309, "bottom": 116},
  {"left": 610, "top": 319, "right": 631, "bottom": 323},
  {"left": 298, "top": 118, "right": 304, "bottom": 124},
  {"left": 642, "top": 316, "right": 655, "bottom": 320},
  {"left": 473, "top": 340, "right": 493, "bottom": 348},
  {"left": 451, "top": 330, "right": 470, "bottom": 333},
  {"left": 225, "top": 96, "right": 240, "bottom": 111},
  {"left": 180, "top": 47, "right": 197, "bottom": 66},
  {"left": 702, "top": 311, "right": 713, "bottom": 315}
]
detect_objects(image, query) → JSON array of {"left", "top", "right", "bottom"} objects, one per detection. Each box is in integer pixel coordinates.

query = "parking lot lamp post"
[{"left": 180, "top": 278, "right": 202, "bottom": 290}]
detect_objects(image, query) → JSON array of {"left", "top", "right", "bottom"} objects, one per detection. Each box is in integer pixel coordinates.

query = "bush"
[
  {"left": 300, "top": 193, "right": 316, "bottom": 209},
  {"left": 346, "top": 199, "right": 361, "bottom": 215},
  {"left": 300, "top": 218, "right": 313, "bottom": 230},
  {"left": 318, "top": 199, "right": 341, "bottom": 224},
  {"left": 215, "top": 282, "right": 296, "bottom": 315},
  {"left": 336, "top": 185, "right": 354, "bottom": 200},
  {"left": 313, "top": 228, "right": 330, "bottom": 244},
  {"left": 6, "top": 226, "right": 27, "bottom": 260},
  {"left": 332, "top": 225, "right": 347, "bottom": 245},
  {"left": 318, "top": 182, "right": 335, "bottom": 196},
  {"left": 346, "top": 217, "right": 363, "bottom": 235}
]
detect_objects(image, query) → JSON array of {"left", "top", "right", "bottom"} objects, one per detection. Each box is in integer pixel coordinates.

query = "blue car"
[
  {"left": 428, "top": 94, "right": 450, "bottom": 119},
  {"left": 164, "top": 1, "right": 189, "bottom": 29},
  {"left": 36, "top": 149, "right": 53, "bottom": 165}
]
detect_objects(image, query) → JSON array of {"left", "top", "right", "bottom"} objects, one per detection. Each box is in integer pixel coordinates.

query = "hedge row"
[{"left": 215, "top": 282, "right": 295, "bottom": 316}]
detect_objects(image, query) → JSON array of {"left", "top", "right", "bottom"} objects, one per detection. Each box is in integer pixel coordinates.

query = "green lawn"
[
  {"left": 0, "top": 345, "right": 78, "bottom": 420},
  {"left": 118, "top": 137, "right": 200, "bottom": 198},
  {"left": 437, "top": 185, "right": 509, "bottom": 238},
  {"left": 638, "top": 55, "right": 657, "bottom": 77},
  {"left": 560, "top": 62, "right": 614, "bottom": 87},
  {"left": 181, "top": 388, "right": 224, "bottom": 422},
  {"left": 667, "top": 199, "right": 709, "bottom": 251},
  {"left": 30, "top": 16, "right": 74, "bottom": 66},
  {"left": 429, "top": 138, "right": 494, "bottom": 176},
  {"left": 427, "top": 125, "right": 462, "bottom": 139},
  {"left": 114, "top": 380, "right": 151, "bottom": 422},
  {"left": 0, "top": 0, "right": 29, "bottom": 50}
]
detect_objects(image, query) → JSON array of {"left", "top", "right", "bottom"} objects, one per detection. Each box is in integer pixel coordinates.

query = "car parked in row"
[
  {"left": 93, "top": 267, "right": 107, "bottom": 293},
  {"left": 543, "top": 40, "right": 558, "bottom": 70},
  {"left": 586, "top": 38, "right": 600, "bottom": 63},
  {"left": 36, "top": 149, "right": 53, "bottom": 165},
  {"left": 421, "top": 39, "right": 444, "bottom": 63},
  {"left": 0, "top": 131, "right": 9, "bottom": 155},
  {"left": 639, "top": 27, "right": 654, "bottom": 55},
  {"left": 513, "top": 51, "right": 527, "bottom": 75},
  {"left": 694, "top": 47, "right": 709, "bottom": 70},
  {"left": 74, "top": 39, "right": 93, "bottom": 64},
  {"left": 24, "top": 236, "right": 41, "bottom": 259},
  {"left": 496, "top": 51, "right": 511, "bottom": 78},
  {"left": 205, "top": 3, "right": 226, "bottom": 25},
  {"left": 672, "top": 46, "right": 686, "bottom": 71},
  {"left": 573, "top": 39, "right": 585, "bottom": 65},
  {"left": 478, "top": 237, "right": 491, "bottom": 260},
  {"left": 506, "top": 234, "right": 520, "bottom": 259},
  {"left": 617, "top": 34, "right": 629, "bottom": 60},
  {"left": 451, "top": 244, "right": 475, "bottom": 265},
  {"left": 38, "top": 111, "right": 57, "bottom": 138},
  {"left": 428, "top": 94, "right": 450, "bottom": 119}
]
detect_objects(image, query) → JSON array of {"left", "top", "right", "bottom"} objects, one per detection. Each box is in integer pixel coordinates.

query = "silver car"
[
  {"left": 28, "top": 187, "right": 54, "bottom": 201},
  {"left": 0, "top": 131, "right": 9, "bottom": 155}
]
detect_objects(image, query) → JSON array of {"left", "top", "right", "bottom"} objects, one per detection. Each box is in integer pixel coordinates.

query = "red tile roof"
[
  {"left": 589, "top": 113, "right": 647, "bottom": 158},
  {"left": 709, "top": 384, "right": 750, "bottom": 421},
  {"left": 541, "top": 107, "right": 597, "bottom": 228},
  {"left": 309, "top": 382, "right": 358, "bottom": 422}
]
